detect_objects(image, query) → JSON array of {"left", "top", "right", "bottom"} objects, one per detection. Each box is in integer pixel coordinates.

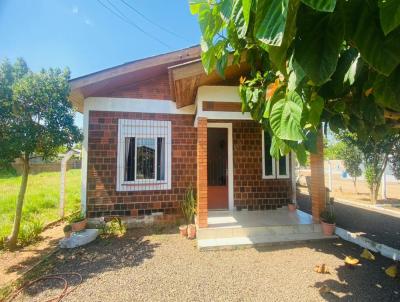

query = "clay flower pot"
[
  {"left": 288, "top": 203, "right": 297, "bottom": 211},
  {"left": 179, "top": 225, "right": 188, "bottom": 237},
  {"left": 71, "top": 219, "right": 87, "bottom": 232},
  {"left": 187, "top": 224, "right": 196, "bottom": 239},
  {"left": 321, "top": 221, "right": 336, "bottom": 236}
]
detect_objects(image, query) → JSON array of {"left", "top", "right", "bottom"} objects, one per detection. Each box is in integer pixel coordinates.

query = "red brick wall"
[
  {"left": 310, "top": 129, "right": 326, "bottom": 221},
  {"left": 196, "top": 118, "right": 208, "bottom": 227},
  {"left": 101, "top": 73, "right": 171, "bottom": 100},
  {"left": 231, "top": 120, "right": 292, "bottom": 210},
  {"left": 87, "top": 114, "right": 292, "bottom": 220},
  {"left": 86, "top": 111, "right": 196, "bottom": 219}
]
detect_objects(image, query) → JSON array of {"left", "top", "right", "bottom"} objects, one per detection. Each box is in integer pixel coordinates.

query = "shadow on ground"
[
  {"left": 12, "top": 226, "right": 172, "bottom": 300},
  {"left": 297, "top": 192, "right": 400, "bottom": 249}
]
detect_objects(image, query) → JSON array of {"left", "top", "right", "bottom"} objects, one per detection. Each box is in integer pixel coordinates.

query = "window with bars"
[
  {"left": 262, "top": 131, "right": 290, "bottom": 179},
  {"left": 117, "top": 119, "right": 171, "bottom": 191}
]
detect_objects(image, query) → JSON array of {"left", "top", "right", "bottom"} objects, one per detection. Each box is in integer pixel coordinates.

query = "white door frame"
[{"left": 207, "top": 123, "right": 234, "bottom": 210}]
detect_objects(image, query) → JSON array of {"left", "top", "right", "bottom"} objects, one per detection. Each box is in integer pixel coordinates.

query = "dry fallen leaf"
[
  {"left": 345, "top": 256, "right": 359, "bottom": 266},
  {"left": 385, "top": 264, "right": 398, "bottom": 278},
  {"left": 314, "top": 264, "right": 330, "bottom": 274},
  {"left": 360, "top": 248, "right": 375, "bottom": 261}
]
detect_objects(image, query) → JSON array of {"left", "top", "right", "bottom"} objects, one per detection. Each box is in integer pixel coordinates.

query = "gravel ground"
[
  {"left": 10, "top": 228, "right": 400, "bottom": 302},
  {"left": 297, "top": 192, "right": 400, "bottom": 249}
]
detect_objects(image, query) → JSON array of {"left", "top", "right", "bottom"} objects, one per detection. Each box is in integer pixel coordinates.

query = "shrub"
[
  {"left": 18, "top": 217, "right": 44, "bottom": 246},
  {"left": 68, "top": 212, "right": 86, "bottom": 224},
  {"left": 180, "top": 186, "right": 196, "bottom": 225},
  {"left": 63, "top": 224, "right": 72, "bottom": 233},
  {"left": 101, "top": 218, "right": 126, "bottom": 237},
  {"left": 320, "top": 209, "right": 336, "bottom": 224}
]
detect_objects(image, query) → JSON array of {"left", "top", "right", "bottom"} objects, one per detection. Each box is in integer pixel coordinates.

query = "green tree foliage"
[
  {"left": 389, "top": 140, "right": 400, "bottom": 180},
  {"left": 339, "top": 131, "right": 398, "bottom": 203},
  {"left": 189, "top": 0, "right": 400, "bottom": 162},
  {"left": 338, "top": 143, "right": 362, "bottom": 192},
  {"left": 325, "top": 141, "right": 346, "bottom": 160},
  {"left": 0, "top": 58, "right": 81, "bottom": 248}
]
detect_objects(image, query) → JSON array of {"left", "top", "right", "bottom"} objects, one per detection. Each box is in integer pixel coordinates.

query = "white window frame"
[
  {"left": 117, "top": 119, "right": 171, "bottom": 191},
  {"left": 261, "top": 130, "right": 290, "bottom": 179},
  {"left": 261, "top": 130, "right": 276, "bottom": 179}
]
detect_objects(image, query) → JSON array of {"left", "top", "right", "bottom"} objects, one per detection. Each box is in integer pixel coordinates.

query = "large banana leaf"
[
  {"left": 255, "top": 0, "right": 289, "bottom": 46},
  {"left": 270, "top": 91, "right": 304, "bottom": 141},
  {"left": 300, "top": 0, "right": 336, "bottom": 12},
  {"left": 294, "top": 7, "right": 344, "bottom": 85}
]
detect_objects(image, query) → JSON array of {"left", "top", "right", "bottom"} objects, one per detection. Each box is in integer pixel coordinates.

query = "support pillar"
[
  {"left": 310, "top": 130, "right": 326, "bottom": 222},
  {"left": 197, "top": 118, "right": 208, "bottom": 228}
]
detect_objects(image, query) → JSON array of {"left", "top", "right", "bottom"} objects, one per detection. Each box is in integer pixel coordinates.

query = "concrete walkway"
[{"left": 297, "top": 193, "right": 400, "bottom": 250}]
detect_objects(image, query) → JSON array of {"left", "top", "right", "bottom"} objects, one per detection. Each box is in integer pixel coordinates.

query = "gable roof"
[
  {"left": 69, "top": 45, "right": 249, "bottom": 112},
  {"left": 69, "top": 46, "right": 201, "bottom": 112}
]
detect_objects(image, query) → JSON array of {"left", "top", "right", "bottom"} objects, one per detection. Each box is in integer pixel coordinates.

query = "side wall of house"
[
  {"left": 217, "top": 120, "right": 292, "bottom": 210},
  {"left": 86, "top": 111, "right": 197, "bottom": 220}
]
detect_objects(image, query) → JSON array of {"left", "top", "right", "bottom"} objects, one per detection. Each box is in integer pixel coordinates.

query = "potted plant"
[
  {"left": 287, "top": 202, "right": 297, "bottom": 211},
  {"left": 180, "top": 185, "right": 197, "bottom": 239},
  {"left": 63, "top": 224, "right": 72, "bottom": 238},
  {"left": 320, "top": 208, "right": 336, "bottom": 236},
  {"left": 68, "top": 212, "right": 87, "bottom": 232}
]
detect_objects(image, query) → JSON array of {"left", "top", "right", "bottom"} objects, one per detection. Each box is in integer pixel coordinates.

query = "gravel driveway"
[{"left": 11, "top": 228, "right": 400, "bottom": 302}]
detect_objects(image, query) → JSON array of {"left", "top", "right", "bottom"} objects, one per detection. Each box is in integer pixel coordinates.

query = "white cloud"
[{"left": 72, "top": 6, "right": 79, "bottom": 14}]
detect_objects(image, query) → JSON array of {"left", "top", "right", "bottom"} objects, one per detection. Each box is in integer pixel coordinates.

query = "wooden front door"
[{"left": 207, "top": 128, "right": 228, "bottom": 209}]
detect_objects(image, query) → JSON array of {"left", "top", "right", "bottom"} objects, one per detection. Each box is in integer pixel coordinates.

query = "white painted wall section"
[{"left": 195, "top": 86, "right": 252, "bottom": 122}]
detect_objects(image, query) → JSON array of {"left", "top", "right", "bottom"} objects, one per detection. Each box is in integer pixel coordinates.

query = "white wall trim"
[
  {"left": 81, "top": 102, "right": 89, "bottom": 215},
  {"left": 261, "top": 130, "right": 290, "bottom": 180},
  {"left": 194, "top": 86, "right": 252, "bottom": 124},
  {"left": 261, "top": 130, "right": 276, "bottom": 179},
  {"left": 276, "top": 155, "right": 290, "bottom": 179},
  {"left": 207, "top": 123, "right": 234, "bottom": 211},
  {"left": 85, "top": 97, "right": 195, "bottom": 114},
  {"left": 291, "top": 151, "right": 297, "bottom": 204}
]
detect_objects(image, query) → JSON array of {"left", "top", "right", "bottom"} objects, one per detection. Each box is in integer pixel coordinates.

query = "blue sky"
[{"left": 0, "top": 0, "right": 200, "bottom": 127}]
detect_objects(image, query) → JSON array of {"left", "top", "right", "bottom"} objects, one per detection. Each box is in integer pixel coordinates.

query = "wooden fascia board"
[{"left": 70, "top": 47, "right": 201, "bottom": 89}]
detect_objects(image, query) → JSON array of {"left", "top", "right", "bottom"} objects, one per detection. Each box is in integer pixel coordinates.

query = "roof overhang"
[
  {"left": 69, "top": 45, "right": 250, "bottom": 113},
  {"left": 168, "top": 57, "right": 250, "bottom": 108},
  {"left": 69, "top": 46, "right": 201, "bottom": 112}
]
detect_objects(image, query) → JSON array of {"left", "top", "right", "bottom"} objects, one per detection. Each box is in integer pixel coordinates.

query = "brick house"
[{"left": 69, "top": 46, "right": 327, "bottom": 242}]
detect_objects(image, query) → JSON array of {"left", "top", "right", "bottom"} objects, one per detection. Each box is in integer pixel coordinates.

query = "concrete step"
[
  {"left": 197, "top": 232, "right": 337, "bottom": 251},
  {"left": 197, "top": 223, "right": 323, "bottom": 240}
]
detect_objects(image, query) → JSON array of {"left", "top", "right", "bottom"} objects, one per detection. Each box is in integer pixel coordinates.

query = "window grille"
[{"left": 116, "top": 119, "right": 171, "bottom": 191}]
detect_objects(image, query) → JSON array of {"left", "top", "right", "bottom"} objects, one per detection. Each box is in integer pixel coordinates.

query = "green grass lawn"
[{"left": 0, "top": 169, "right": 81, "bottom": 245}]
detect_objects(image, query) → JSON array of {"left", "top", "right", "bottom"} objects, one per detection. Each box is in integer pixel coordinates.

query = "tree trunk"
[
  {"left": 370, "top": 183, "right": 379, "bottom": 204},
  {"left": 7, "top": 154, "right": 29, "bottom": 249},
  {"left": 353, "top": 177, "right": 358, "bottom": 194}
]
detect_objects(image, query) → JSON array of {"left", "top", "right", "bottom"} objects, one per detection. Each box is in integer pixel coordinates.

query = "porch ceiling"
[{"left": 169, "top": 59, "right": 250, "bottom": 108}]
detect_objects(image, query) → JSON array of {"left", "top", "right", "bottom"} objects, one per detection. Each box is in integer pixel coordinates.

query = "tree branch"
[{"left": 384, "top": 110, "right": 400, "bottom": 120}]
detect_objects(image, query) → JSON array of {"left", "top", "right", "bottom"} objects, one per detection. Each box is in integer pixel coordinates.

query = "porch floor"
[
  {"left": 197, "top": 208, "right": 337, "bottom": 250},
  {"left": 207, "top": 208, "right": 314, "bottom": 228}
]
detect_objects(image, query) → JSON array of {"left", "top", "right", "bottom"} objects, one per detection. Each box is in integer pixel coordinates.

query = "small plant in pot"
[
  {"left": 320, "top": 208, "right": 336, "bottom": 236},
  {"left": 180, "top": 185, "right": 197, "bottom": 239},
  {"left": 287, "top": 202, "right": 297, "bottom": 211},
  {"left": 68, "top": 212, "right": 87, "bottom": 232},
  {"left": 63, "top": 224, "right": 72, "bottom": 238}
]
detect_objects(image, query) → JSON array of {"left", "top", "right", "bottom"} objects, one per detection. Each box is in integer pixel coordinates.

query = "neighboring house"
[{"left": 69, "top": 46, "right": 298, "bottom": 227}]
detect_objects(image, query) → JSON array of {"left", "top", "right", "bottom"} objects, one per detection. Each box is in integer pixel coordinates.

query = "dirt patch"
[
  {"left": 0, "top": 221, "right": 65, "bottom": 288},
  {"left": 6, "top": 227, "right": 400, "bottom": 301}
]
